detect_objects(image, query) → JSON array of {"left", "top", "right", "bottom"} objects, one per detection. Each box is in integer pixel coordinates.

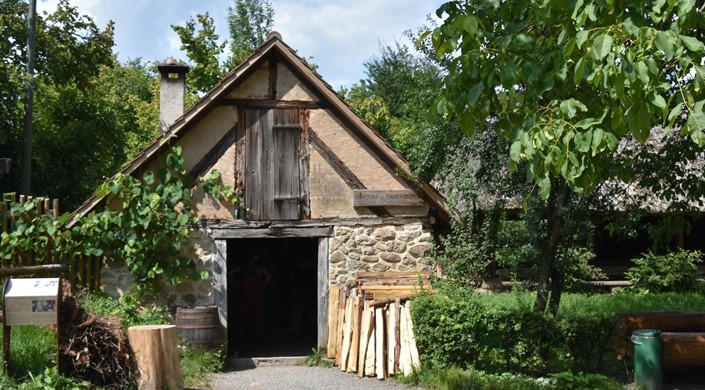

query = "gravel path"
[{"left": 210, "top": 366, "right": 420, "bottom": 390}]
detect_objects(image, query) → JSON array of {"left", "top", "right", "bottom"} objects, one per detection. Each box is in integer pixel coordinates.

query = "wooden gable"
[{"left": 69, "top": 34, "right": 451, "bottom": 226}]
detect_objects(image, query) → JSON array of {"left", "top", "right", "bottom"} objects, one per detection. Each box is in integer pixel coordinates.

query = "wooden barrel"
[{"left": 175, "top": 306, "right": 224, "bottom": 349}]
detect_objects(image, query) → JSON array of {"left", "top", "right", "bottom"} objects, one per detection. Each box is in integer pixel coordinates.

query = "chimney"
[{"left": 157, "top": 57, "right": 189, "bottom": 133}]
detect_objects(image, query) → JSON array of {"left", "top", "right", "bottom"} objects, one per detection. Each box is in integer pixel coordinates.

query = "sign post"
[{"left": 2, "top": 278, "right": 62, "bottom": 372}]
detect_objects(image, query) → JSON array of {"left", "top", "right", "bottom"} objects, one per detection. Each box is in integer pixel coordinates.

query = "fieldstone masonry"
[
  {"left": 329, "top": 223, "right": 434, "bottom": 288},
  {"left": 100, "top": 229, "right": 215, "bottom": 307}
]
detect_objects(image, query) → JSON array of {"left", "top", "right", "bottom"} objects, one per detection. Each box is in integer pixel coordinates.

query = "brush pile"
[{"left": 58, "top": 283, "right": 134, "bottom": 389}]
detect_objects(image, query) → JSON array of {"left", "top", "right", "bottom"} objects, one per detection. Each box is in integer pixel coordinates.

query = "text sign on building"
[
  {"left": 4, "top": 278, "right": 60, "bottom": 326},
  {"left": 352, "top": 190, "right": 424, "bottom": 207}
]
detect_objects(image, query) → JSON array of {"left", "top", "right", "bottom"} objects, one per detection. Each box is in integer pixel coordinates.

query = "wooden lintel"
[
  {"left": 201, "top": 217, "right": 434, "bottom": 230},
  {"left": 221, "top": 98, "right": 322, "bottom": 109},
  {"left": 210, "top": 226, "right": 333, "bottom": 239}
]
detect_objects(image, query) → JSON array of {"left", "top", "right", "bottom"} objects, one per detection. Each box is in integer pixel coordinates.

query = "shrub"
[
  {"left": 179, "top": 342, "right": 224, "bottom": 388},
  {"left": 626, "top": 250, "right": 704, "bottom": 293},
  {"left": 411, "top": 287, "right": 705, "bottom": 380},
  {"left": 80, "top": 292, "right": 171, "bottom": 329}
]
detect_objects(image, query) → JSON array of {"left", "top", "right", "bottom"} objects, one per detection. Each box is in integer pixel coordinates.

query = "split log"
[
  {"left": 347, "top": 295, "right": 362, "bottom": 373},
  {"left": 399, "top": 303, "right": 413, "bottom": 376},
  {"left": 127, "top": 325, "right": 183, "bottom": 390},
  {"left": 662, "top": 332, "right": 705, "bottom": 366},
  {"left": 394, "top": 298, "right": 401, "bottom": 374},
  {"left": 386, "top": 306, "right": 396, "bottom": 376},
  {"left": 364, "top": 307, "right": 376, "bottom": 377},
  {"left": 405, "top": 302, "right": 421, "bottom": 372},
  {"left": 375, "top": 307, "right": 385, "bottom": 379},
  {"left": 358, "top": 302, "right": 372, "bottom": 377},
  {"left": 334, "top": 288, "right": 346, "bottom": 366},
  {"left": 326, "top": 285, "right": 340, "bottom": 358},
  {"left": 340, "top": 292, "right": 354, "bottom": 371}
]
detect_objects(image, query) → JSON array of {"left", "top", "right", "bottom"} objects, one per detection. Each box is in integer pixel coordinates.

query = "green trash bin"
[{"left": 631, "top": 329, "right": 663, "bottom": 390}]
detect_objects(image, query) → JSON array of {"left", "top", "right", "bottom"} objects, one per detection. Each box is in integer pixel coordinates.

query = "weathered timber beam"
[
  {"left": 210, "top": 226, "right": 333, "bottom": 239},
  {"left": 201, "top": 217, "right": 434, "bottom": 230},
  {"left": 221, "top": 98, "right": 322, "bottom": 109}
]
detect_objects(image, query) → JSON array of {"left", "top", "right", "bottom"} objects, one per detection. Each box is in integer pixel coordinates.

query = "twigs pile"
[{"left": 59, "top": 285, "right": 134, "bottom": 389}]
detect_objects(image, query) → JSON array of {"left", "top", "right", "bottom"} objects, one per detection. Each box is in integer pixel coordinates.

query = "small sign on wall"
[
  {"left": 4, "top": 278, "right": 60, "bottom": 326},
  {"left": 353, "top": 190, "right": 424, "bottom": 207}
]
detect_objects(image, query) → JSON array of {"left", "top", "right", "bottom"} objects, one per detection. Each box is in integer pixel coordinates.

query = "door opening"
[{"left": 226, "top": 237, "right": 319, "bottom": 357}]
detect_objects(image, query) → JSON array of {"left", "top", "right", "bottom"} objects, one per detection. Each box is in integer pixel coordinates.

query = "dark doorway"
[{"left": 226, "top": 237, "right": 319, "bottom": 357}]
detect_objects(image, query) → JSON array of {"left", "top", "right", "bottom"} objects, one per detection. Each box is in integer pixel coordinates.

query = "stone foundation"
[{"left": 329, "top": 223, "right": 434, "bottom": 288}]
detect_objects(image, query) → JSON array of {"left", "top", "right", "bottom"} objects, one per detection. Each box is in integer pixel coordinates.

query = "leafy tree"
[
  {"left": 345, "top": 43, "right": 462, "bottom": 180},
  {"left": 172, "top": 13, "right": 228, "bottom": 94},
  {"left": 428, "top": 1, "right": 705, "bottom": 312},
  {"left": 227, "top": 0, "right": 274, "bottom": 66},
  {"left": 0, "top": 0, "right": 116, "bottom": 208}
]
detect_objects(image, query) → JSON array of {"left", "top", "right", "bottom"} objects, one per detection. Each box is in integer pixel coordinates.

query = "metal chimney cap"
[{"left": 157, "top": 57, "right": 190, "bottom": 74}]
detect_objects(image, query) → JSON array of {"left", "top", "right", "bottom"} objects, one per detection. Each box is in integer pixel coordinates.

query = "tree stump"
[{"left": 127, "top": 325, "right": 184, "bottom": 390}]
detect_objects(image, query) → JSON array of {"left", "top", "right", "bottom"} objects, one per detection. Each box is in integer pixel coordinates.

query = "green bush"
[
  {"left": 626, "top": 250, "right": 704, "bottom": 293},
  {"left": 412, "top": 288, "right": 705, "bottom": 379},
  {"left": 180, "top": 343, "right": 224, "bottom": 388},
  {"left": 549, "top": 371, "right": 621, "bottom": 390},
  {"left": 81, "top": 292, "right": 171, "bottom": 329}
]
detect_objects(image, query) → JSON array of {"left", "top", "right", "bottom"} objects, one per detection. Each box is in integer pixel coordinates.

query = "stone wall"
[
  {"left": 100, "top": 229, "right": 215, "bottom": 307},
  {"left": 329, "top": 223, "right": 434, "bottom": 288}
]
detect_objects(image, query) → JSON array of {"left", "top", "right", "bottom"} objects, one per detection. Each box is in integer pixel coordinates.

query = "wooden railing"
[{"left": 1, "top": 193, "right": 101, "bottom": 291}]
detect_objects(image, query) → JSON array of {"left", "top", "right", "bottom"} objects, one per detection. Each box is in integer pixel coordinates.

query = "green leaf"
[
  {"left": 591, "top": 128, "right": 604, "bottom": 155},
  {"left": 559, "top": 98, "right": 588, "bottom": 118},
  {"left": 467, "top": 82, "right": 484, "bottom": 105},
  {"left": 538, "top": 176, "right": 551, "bottom": 200},
  {"left": 576, "top": 30, "right": 589, "bottom": 49},
  {"left": 648, "top": 92, "right": 667, "bottom": 110},
  {"left": 143, "top": 171, "right": 155, "bottom": 185},
  {"left": 510, "top": 141, "right": 522, "bottom": 162},
  {"left": 636, "top": 61, "right": 650, "bottom": 84},
  {"left": 668, "top": 104, "right": 683, "bottom": 123},
  {"left": 591, "top": 33, "right": 613, "bottom": 60},
  {"left": 681, "top": 35, "right": 705, "bottom": 53},
  {"left": 574, "top": 56, "right": 586, "bottom": 84},
  {"left": 654, "top": 31, "right": 676, "bottom": 60}
]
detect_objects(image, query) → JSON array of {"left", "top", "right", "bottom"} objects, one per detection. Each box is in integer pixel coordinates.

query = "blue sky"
[{"left": 37, "top": 0, "right": 445, "bottom": 90}]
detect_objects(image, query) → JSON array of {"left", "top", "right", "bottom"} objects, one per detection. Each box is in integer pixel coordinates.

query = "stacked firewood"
[{"left": 326, "top": 272, "right": 432, "bottom": 378}]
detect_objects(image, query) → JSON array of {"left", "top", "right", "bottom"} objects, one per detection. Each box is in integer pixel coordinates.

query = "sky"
[{"left": 37, "top": 0, "right": 445, "bottom": 90}]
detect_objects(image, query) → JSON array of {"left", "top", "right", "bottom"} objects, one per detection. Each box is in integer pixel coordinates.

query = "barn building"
[{"left": 71, "top": 32, "right": 450, "bottom": 357}]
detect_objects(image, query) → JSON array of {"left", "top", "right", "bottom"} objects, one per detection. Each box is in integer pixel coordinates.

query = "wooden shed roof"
[{"left": 69, "top": 34, "right": 451, "bottom": 226}]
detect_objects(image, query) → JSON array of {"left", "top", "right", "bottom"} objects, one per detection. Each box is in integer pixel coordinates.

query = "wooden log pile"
[{"left": 326, "top": 272, "right": 432, "bottom": 378}]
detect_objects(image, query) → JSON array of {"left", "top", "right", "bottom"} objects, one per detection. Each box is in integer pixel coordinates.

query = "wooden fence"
[{"left": 1, "top": 193, "right": 101, "bottom": 291}]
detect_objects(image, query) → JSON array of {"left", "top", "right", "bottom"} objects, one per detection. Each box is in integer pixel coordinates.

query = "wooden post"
[
  {"left": 375, "top": 306, "right": 385, "bottom": 379},
  {"left": 347, "top": 295, "right": 362, "bottom": 373},
  {"left": 340, "top": 292, "right": 353, "bottom": 371},
  {"left": 327, "top": 285, "right": 340, "bottom": 358},
  {"left": 394, "top": 298, "right": 401, "bottom": 374},
  {"left": 127, "top": 325, "right": 184, "bottom": 390}
]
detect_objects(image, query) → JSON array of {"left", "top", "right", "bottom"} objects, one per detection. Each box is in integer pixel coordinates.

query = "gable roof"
[{"left": 69, "top": 34, "right": 451, "bottom": 226}]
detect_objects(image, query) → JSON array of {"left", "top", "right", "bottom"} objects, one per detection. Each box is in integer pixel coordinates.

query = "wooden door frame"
[{"left": 212, "top": 227, "right": 332, "bottom": 351}]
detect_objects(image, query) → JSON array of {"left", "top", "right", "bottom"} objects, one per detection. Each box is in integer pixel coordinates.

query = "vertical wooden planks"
[
  {"left": 347, "top": 295, "right": 362, "bottom": 373},
  {"left": 317, "top": 238, "right": 329, "bottom": 349},
  {"left": 334, "top": 288, "right": 346, "bottom": 366},
  {"left": 357, "top": 302, "right": 371, "bottom": 377},
  {"left": 387, "top": 304, "right": 396, "bottom": 376},
  {"left": 339, "top": 292, "right": 354, "bottom": 371},
  {"left": 327, "top": 284, "right": 340, "bottom": 358},
  {"left": 375, "top": 306, "right": 385, "bottom": 379},
  {"left": 364, "top": 305, "right": 376, "bottom": 377}
]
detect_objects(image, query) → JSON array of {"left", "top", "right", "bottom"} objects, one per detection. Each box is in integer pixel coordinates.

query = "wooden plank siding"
[
  {"left": 1, "top": 193, "right": 101, "bottom": 292},
  {"left": 243, "top": 108, "right": 306, "bottom": 221}
]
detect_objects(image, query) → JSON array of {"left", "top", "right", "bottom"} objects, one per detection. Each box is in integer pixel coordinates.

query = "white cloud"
[{"left": 37, "top": 0, "right": 444, "bottom": 88}]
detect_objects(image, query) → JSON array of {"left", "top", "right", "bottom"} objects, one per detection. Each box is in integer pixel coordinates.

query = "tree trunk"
[
  {"left": 534, "top": 179, "right": 569, "bottom": 314},
  {"left": 127, "top": 325, "right": 184, "bottom": 390}
]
